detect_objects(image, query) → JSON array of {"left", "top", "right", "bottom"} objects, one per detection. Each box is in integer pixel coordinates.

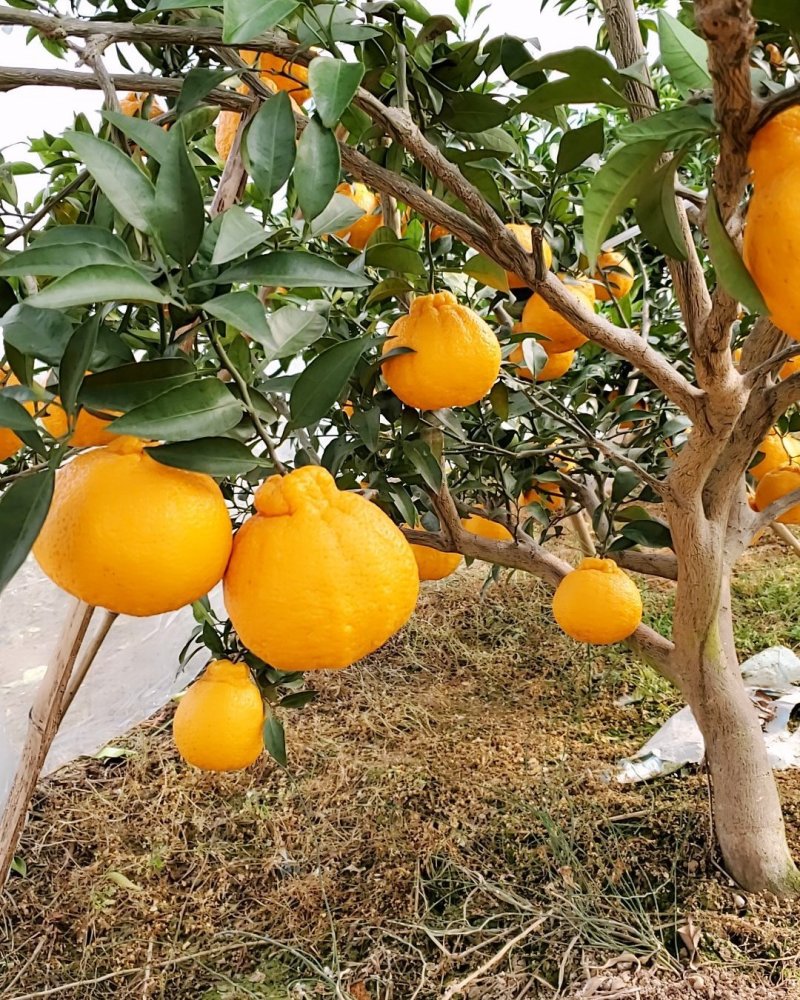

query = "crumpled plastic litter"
[
  {"left": 0, "top": 556, "right": 217, "bottom": 811},
  {"left": 615, "top": 645, "right": 800, "bottom": 784}
]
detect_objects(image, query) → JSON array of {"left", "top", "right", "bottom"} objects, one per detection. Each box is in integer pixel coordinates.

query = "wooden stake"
[
  {"left": 771, "top": 521, "right": 800, "bottom": 557},
  {"left": 60, "top": 610, "right": 119, "bottom": 721},
  {"left": 569, "top": 510, "right": 597, "bottom": 556},
  {"left": 0, "top": 599, "right": 95, "bottom": 887}
]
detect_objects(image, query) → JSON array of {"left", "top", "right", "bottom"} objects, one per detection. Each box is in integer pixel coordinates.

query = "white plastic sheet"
[
  {"left": 615, "top": 646, "right": 800, "bottom": 784},
  {"left": 0, "top": 556, "right": 215, "bottom": 810}
]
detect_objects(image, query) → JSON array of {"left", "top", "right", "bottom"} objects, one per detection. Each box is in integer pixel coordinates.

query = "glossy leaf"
[
  {"left": 109, "top": 379, "right": 243, "bottom": 442},
  {"left": 66, "top": 131, "right": 156, "bottom": 234},
  {"left": 620, "top": 517, "right": 673, "bottom": 549},
  {"left": 707, "top": 188, "right": 768, "bottom": 315},
  {"left": 0, "top": 242, "right": 133, "bottom": 278},
  {"left": 0, "top": 304, "right": 73, "bottom": 365},
  {"left": 211, "top": 206, "right": 267, "bottom": 266},
  {"left": 657, "top": 11, "right": 711, "bottom": 97},
  {"left": 219, "top": 251, "right": 370, "bottom": 288},
  {"left": 364, "top": 243, "right": 426, "bottom": 275},
  {"left": 27, "top": 265, "right": 170, "bottom": 310},
  {"left": 102, "top": 111, "right": 171, "bottom": 162},
  {"left": 263, "top": 713, "right": 287, "bottom": 766},
  {"left": 308, "top": 57, "right": 365, "bottom": 129},
  {"left": 260, "top": 306, "right": 328, "bottom": 359},
  {"left": 0, "top": 469, "right": 54, "bottom": 596},
  {"left": 79, "top": 359, "right": 196, "bottom": 411},
  {"left": 635, "top": 156, "right": 688, "bottom": 262},
  {"left": 310, "top": 192, "right": 366, "bottom": 237},
  {"left": 176, "top": 66, "right": 239, "bottom": 117},
  {"left": 146, "top": 437, "right": 262, "bottom": 476},
  {"left": 245, "top": 93, "right": 297, "bottom": 198},
  {"left": 294, "top": 116, "right": 341, "bottom": 222},
  {"left": 611, "top": 466, "right": 640, "bottom": 503},
  {"left": 59, "top": 314, "right": 99, "bottom": 417},
  {"left": 155, "top": 123, "right": 205, "bottom": 265},
  {"left": 0, "top": 393, "right": 37, "bottom": 434},
  {"left": 583, "top": 139, "right": 666, "bottom": 265},
  {"left": 204, "top": 291, "right": 270, "bottom": 343},
  {"left": 618, "top": 104, "right": 715, "bottom": 146},
  {"left": 404, "top": 439, "right": 443, "bottom": 491},
  {"left": 290, "top": 338, "right": 371, "bottom": 427},
  {"left": 222, "top": 0, "right": 299, "bottom": 44},
  {"left": 442, "top": 92, "right": 510, "bottom": 131},
  {"left": 556, "top": 118, "right": 604, "bottom": 173}
]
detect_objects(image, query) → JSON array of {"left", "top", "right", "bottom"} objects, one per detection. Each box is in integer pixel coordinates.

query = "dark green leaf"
[
  {"left": 707, "top": 188, "right": 768, "bottom": 315},
  {"left": 261, "top": 306, "right": 327, "bottom": 359},
  {"left": 442, "top": 92, "right": 510, "bottom": 132},
  {"left": 583, "top": 139, "right": 666, "bottom": 265},
  {"left": 155, "top": 123, "right": 204, "bottom": 266},
  {"left": 0, "top": 393, "right": 38, "bottom": 434},
  {"left": 219, "top": 251, "right": 370, "bottom": 288},
  {"left": 556, "top": 118, "right": 604, "bottom": 173},
  {"left": 658, "top": 11, "right": 711, "bottom": 97},
  {"left": 263, "top": 713, "right": 287, "bottom": 766},
  {"left": 418, "top": 13, "right": 457, "bottom": 44},
  {"left": 146, "top": 437, "right": 262, "bottom": 476},
  {"left": 515, "top": 47, "right": 626, "bottom": 88},
  {"left": 308, "top": 57, "right": 365, "bottom": 129},
  {"left": 245, "top": 93, "right": 297, "bottom": 198},
  {"left": 516, "top": 78, "right": 627, "bottom": 119},
  {"left": 102, "top": 110, "right": 171, "bottom": 162},
  {"left": 0, "top": 242, "right": 133, "bottom": 277},
  {"left": 279, "top": 690, "right": 316, "bottom": 709},
  {"left": 109, "top": 379, "right": 243, "bottom": 441},
  {"left": 350, "top": 405, "right": 380, "bottom": 451},
  {"left": 364, "top": 243, "right": 426, "bottom": 275},
  {"left": 290, "top": 338, "right": 370, "bottom": 427},
  {"left": 223, "top": 0, "right": 299, "bottom": 44},
  {"left": 620, "top": 518, "right": 673, "bottom": 549},
  {"left": 753, "top": 0, "right": 800, "bottom": 31},
  {"left": 489, "top": 382, "right": 509, "bottom": 420},
  {"left": 0, "top": 469, "right": 54, "bottom": 596},
  {"left": 31, "top": 225, "right": 132, "bottom": 258},
  {"left": 27, "top": 265, "right": 170, "bottom": 310},
  {"left": 176, "top": 66, "right": 240, "bottom": 117},
  {"left": 635, "top": 156, "right": 688, "bottom": 261},
  {"left": 66, "top": 131, "right": 156, "bottom": 233},
  {"left": 0, "top": 304, "right": 73, "bottom": 365},
  {"left": 211, "top": 206, "right": 267, "bottom": 266},
  {"left": 204, "top": 291, "right": 270, "bottom": 342},
  {"left": 79, "top": 359, "right": 196, "bottom": 411},
  {"left": 404, "top": 439, "right": 443, "bottom": 491},
  {"left": 294, "top": 116, "right": 341, "bottom": 222},
  {"left": 611, "top": 466, "right": 640, "bottom": 503},
  {"left": 59, "top": 314, "right": 99, "bottom": 416},
  {"left": 464, "top": 252, "right": 509, "bottom": 291},
  {"left": 618, "top": 104, "right": 715, "bottom": 146},
  {"left": 366, "top": 277, "right": 415, "bottom": 306}
]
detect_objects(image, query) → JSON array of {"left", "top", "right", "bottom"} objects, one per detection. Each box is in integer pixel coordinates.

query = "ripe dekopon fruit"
[
  {"left": 552, "top": 557, "right": 642, "bottom": 645},
  {"left": 408, "top": 530, "right": 462, "bottom": 581},
  {"left": 223, "top": 466, "right": 419, "bottom": 670},
  {"left": 34, "top": 436, "right": 232, "bottom": 616},
  {"left": 754, "top": 464, "right": 800, "bottom": 524},
  {"left": 173, "top": 659, "right": 265, "bottom": 771},
  {"left": 381, "top": 291, "right": 501, "bottom": 410},
  {"left": 749, "top": 431, "right": 800, "bottom": 480},
  {"left": 41, "top": 401, "right": 116, "bottom": 449},
  {"left": 333, "top": 183, "right": 383, "bottom": 250},
  {"left": 475, "top": 223, "right": 553, "bottom": 290},
  {"left": 519, "top": 276, "right": 595, "bottom": 354},
  {"left": 593, "top": 251, "right": 635, "bottom": 301}
]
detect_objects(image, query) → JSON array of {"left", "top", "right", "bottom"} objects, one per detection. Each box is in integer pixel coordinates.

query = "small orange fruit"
[
  {"left": 333, "top": 182, "right": 383, "bottom": 250},
  {"left": 258, "top": 51, "right": 311, "bottom": 104},
  {"left": 430, "top": 223, "right": 450, "bottom": 242},
  {"left": 33, "top": 436, "right": 232, "bottom": 616},
  {"left": 475, "top": 223, "right": 553, "bottom": 291},
  {"left": 749, "top": 431, "right": 800, "bottom": 480},
  {"left": 593, "top": 251, "right": 635, "bottom": 301},
  {"left": 408, "top": 530, "right": 461, "bottom": 581},
  {"left": 519, "top": 275, "right": 595, "bottom": 354},
  {"left": 780, "top": 354, "right": 800, "bottom": 380},
  {"left": 119, "top": 92, "right": 166, "bottom": 119},
  {"left": 754, "top": 464, "right": 800, "bottom": 524},
  {"left": 382, "top": 291, "right": 501, "bottom": 410},
  {"left": 0, "top": 369, "right": 31, "bottom": 463},
  {"left": 519, "top": 483, "right": 564, "bottom": 513},
  {"left": 461, "top": 513, "right": 513, "bottom": 542},
  {"left": 552, "top": 557, "right": 642, "bottom": 644},
  {"left": 173, "top": 659, "right": 264, "bottom": 771},
  {"left": 509, "top": 341, "right": 574, "bottom": 382},
  {"left": 41, "top": 401, "right": 116, "bottom": 449},
  {"left": 224, "top": 466, "right": 419, "bottom": 671}
]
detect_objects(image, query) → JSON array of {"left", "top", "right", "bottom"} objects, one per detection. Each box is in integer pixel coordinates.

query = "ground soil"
[{"left": 2, "top": 539, "right": 800, "bottom": 998}]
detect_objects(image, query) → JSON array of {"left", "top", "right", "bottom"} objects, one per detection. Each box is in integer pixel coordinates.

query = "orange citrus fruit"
[
  {"left": 381, "top": 291, "right": 501, "bottom": 410},
  {"left": 749, "top": 431, "right": 800, "bottom": 480},
  {"left": 754, "top": 464, "right": 800, "bottom": 524},
  {"left": 215, "top": 83, "right": 252, "bottom": 161},
  {"left": 34, "top": 436, "right": 232, "bottom": 616},
  {"left": 519, "top": 483, "right": 564, "bottom": 513},
  {"left": 408, "top": 529, "right": 461, "bottom": 581},
  {"left": 552, "top": 557, "right": 642, "bottom": 644},
  {"left": 743, "top": 179, "right": 800, "bottom": 338},
  {"left": 41, "top": 401, "right": 116, "bottom": 449},
  {"left": 519, "top": 275, "right": 594, "bottom": 354},
  {"left": 780, "top": 355, "right": 800, "bottom": 379},
  {"left": 173, "top": 659, "right": 264, "bottom": 771},
  {"left": 0, "top": 369, "right": 30, "bottom": 463},
  {"left": 257, "top": 51, "right": 311, "bottom": 104},
  {"left": 119, "top": 92, "right": 166, "bottom": 119},
  {"left": 475, "top": 223, "right": 553, "bottom": 291},
  {"left": 509, "top": 341, "right": 574, "bottom": 382},
  {"left": 747, "top": 107, "right": 800, "bottom": 182},
  {"left": 593, "top": 251, "right": 635, "bottom": 301},
  {"left": 223, "top": 466, "right": 419, "bottom": 670},
  {"left": 461, "top": 513, "right": 513, "bottom": 542},
  {"left": 333, "top": 183, "right": 383, "bottom": 250}
]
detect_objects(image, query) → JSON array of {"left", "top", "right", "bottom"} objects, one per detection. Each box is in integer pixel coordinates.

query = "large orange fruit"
[
  {"left": 382, "top": 291, "right": 501, "bottom": 410},
  {"left": 333, "top": 182, "right": 383, "bottom": 250},
  {"left": 519, "top": 275, "right": 595, "bottom": 353},
  {"left": 519, "top": 483, "right": 564, "bottom": 513},
  {"left": 754, "top": 464, "right": 800, "bottom": 524},
  {"left": 461, "top": 513, "right": 513, "bottom": 542},
  {"left": 408, "top": 530, "right": 461, "bottom": 581},
  {"left": 173, "top": 659, "right": 264, "bottom": 771},
  {"left": 552, "top": 557, "right": 642, "bottom": 644},
  {"left": 509, "top": 341, "right": 574, "bottom": 382},
  {"left": 33, "top": 436, "right": 232, "bottom": 616},
  {"left": 223, "top": 466, "right": 419, "bottom": 670},
  {"left": 749, "top": 431, "right": 800, "bottom": 480},
  {"left": 593, "top": 250, "right": 635, "bottom": 301},
  {"left": 747, "top": 107, "right": 800, "bottom": 183},
  {"left": 780, "top": 355, "right": 800, "bottom": 380},
  {"left": 258, "top": 51, "right": 311, "bottom": 104},
  {"left": 41, "top": 401, "right": 116, "bottom": 449}
]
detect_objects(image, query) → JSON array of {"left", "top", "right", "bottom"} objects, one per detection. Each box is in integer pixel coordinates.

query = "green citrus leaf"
[
  {"left": 308, "top": 57, "right": 365, "bottom": 129},
  {"left": 245, "top": 92, "right": 297, "bottom": 199},
  {"left": 218, "top": 250, "right": 369, "bottom": 288},
  {"left": 79, "top": 359, "right": 196, "bottom": 411},
  {"left": 657, "top": 11, "right": 711, "bottom": 97},
  {"left": 223, "top": 0, "right": 299, "bottom": 44},
  {"left": 102, "top": 111, "right": 171, "bottom": 162},
  {"left": 146, "top": 437, "right": 262, "bottom": 476},
  {"left": 707, "top": 188, "right": 768, "bottom": 315},
  {"left": 635, "top": 155, "right": 689, "bottom": 261},
  {"left": 109, "top": 379, "right": 243, "bottom": 441},
  {"left": 155, "top": 123, "right": 205, "bottom": 266},
  {"left": 0, "top": 469, "right": 55, "bottom": 596},
  {"left": 290, "top": 338, "right": 371, "bottom": 427},
  {"left": 26, "top": 265, "right": 170, "bottom": 310},
  {"left": 294, "top": 115, "right": 341, "bottom": 222}
]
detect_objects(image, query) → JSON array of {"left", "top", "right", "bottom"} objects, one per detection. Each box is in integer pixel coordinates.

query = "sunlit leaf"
[
  {"left": 308, "top": 57, "right": 365, "bottom": 129},
  {"left": 27, "top": 265, "right": 170, "bottom": 310},
  {"left": 658, "top": 11, "right": 711, "bottom": 97},
  {"left": 294, "top": 116, "right": 341, "bottom": 222},
  {"left": 707, "top": 188, "right": 768, "bottom": 315}
]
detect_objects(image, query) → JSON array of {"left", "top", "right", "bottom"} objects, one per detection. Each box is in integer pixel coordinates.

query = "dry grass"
[{"left": 2, "top": 542, "right": 800, "bottom": 999}]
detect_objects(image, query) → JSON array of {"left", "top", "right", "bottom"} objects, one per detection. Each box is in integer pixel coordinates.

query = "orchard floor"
[{"left": 3, "top": 540, "right": 800, "bottom": 999}]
